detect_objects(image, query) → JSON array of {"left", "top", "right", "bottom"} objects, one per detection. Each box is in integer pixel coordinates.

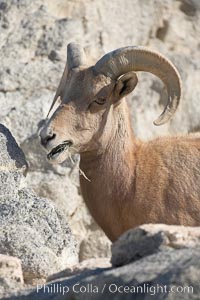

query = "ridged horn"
[
  {"left": 47, "top": 64, "right": 68, "bottom": 117},
  {"left": 47, "top": 43, "right": 87, "bottom": 117},
  {"left": 94, "top": 46, "right": 182, "bottom": 125},
  {"left": 67, "top": 43, "right": 87, "bottom": 70}
]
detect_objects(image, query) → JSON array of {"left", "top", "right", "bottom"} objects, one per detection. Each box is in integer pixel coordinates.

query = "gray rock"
[
  {"left": 0, "top": 124, "right": 27, "bottom": 197},
  {"left": 6, "top": 244, "right": 200, "bottom": 299},
  {"left": 0, "top": 254, "right": 24, "bottom": 299},
  {"left": 47, "top": 258, "right": 111, "bottom": 282},
  {"left": 111, "top": 226, "right": 167, "bottom": 267},
  {"left": 79, "top": 229, "right": 111, "bottom": 262},
  {"left": 111, "top": 224, "right": 200, "bottom": 267},
  {"left": 0, "top": 124, "right": 27, "bottom": 171},
  {"left": 0, "top": 188, "right": 78, "bottom": 283}
]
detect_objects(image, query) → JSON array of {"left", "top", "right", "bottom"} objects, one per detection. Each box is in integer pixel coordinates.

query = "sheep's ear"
[{"left": 113, "top": 71, "right": 138, "bottom": 102}]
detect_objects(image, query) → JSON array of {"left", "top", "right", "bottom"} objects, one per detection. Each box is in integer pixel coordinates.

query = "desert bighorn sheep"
[{"left": 40, "top": 43, "right": 200, "bottom": 241}]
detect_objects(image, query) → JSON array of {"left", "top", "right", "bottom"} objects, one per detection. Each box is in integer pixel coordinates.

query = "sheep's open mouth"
[{"left": 47, "top": 141, "right": 72, "bottom": 160}]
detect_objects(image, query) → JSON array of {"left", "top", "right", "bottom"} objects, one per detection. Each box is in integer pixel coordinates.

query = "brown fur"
[{"left": 40, "top": 66, "right": 200, "bottom": 242}]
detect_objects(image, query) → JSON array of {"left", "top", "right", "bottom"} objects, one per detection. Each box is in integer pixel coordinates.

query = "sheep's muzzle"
[{"left": 47, "top": 141, "right": 72, "bottom": 161}]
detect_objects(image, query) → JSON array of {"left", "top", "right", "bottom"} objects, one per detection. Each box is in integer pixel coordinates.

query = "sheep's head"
[{"left": 40, "top": 43, "right": 181, "bottom": 164}]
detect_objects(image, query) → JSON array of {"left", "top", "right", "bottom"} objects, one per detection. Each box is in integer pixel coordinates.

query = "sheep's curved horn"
[
  {"left": 94, "top": 46, "right": 181, "bottom": 125},
  {"left": 67, "top": 43, "right": 87, "bottom": 70}
]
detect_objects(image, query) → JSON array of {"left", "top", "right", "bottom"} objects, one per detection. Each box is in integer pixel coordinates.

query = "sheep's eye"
[{"left": 95, "top": 98, "right": 106, "bottom": 105}]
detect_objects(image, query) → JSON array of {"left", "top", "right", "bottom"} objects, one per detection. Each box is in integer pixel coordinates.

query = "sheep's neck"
[{"left": 80, "top": 103, "right": 138, "bottom": 241}]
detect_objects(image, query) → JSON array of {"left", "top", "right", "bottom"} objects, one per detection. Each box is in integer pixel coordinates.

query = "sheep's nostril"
[
  {"left": 46, "top": 133, "right": 56, "bottom": 143},
  {"left": 41, "top": 133, "right": 56, "bottom": 147}
]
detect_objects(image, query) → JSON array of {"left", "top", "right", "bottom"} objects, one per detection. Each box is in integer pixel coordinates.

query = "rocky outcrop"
[
  {"left": 111, "top": 224, "right": 200, "bottom": 267},
  {"left": 6, "top": 224, "right": 200, "bottom": 300},
  {"left": 47, "top": 257, "right": 111, "bottom": 282},
  {"left": 0, "top": 254, "right": 23, "bottom": 299},
  {"left": 0, "top": 124, "right": 27, "bottom": 197},
  {"left": 0, "top": 188, "right": 78, "bottom": 283},
  {"left": 0, "top": 124, "right": 78, "bottom": 289}
]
